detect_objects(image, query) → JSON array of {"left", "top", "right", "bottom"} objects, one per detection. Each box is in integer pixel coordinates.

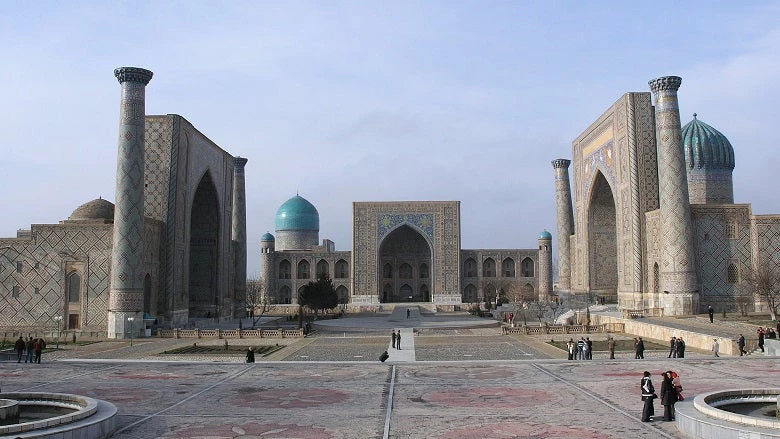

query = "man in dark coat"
[
  {"left": 641, "top": 371, "right": 656, "bottom": 422},
  {"left": 668, "top": 337, "right": 677, "bottom": 358},
  {"left": 708, "top": 305, "right": 714, "bottom": 323},
  {"left": 14, "top": 336, "right": 25, "bottom": 363},
  {"left": 636, "top": 337, "right": 645, "bottom": 359},
  {"left": 737, "top": 334, "right": 746, "bottom": 356},
  {"left": 758, "top": 328, "right": 765, "bottom": 352},
  {"left": 391, "top": 330, "right": 397, "bottom": 349},
  {"left": 396, "top": 331, "right": 401, "bottom": 350},
  {"left": 676, "top": 337, "right": 685, "bottom": 358}
]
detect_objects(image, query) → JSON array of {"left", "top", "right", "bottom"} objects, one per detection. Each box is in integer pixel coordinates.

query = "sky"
[{"left": 1, "top": 1, "right": 779, "bottom": 277}]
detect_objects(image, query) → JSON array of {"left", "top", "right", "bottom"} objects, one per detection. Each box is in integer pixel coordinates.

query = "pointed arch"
[
  {"left": 463, "top": 284, "right": 477, "bottom": 303},
  {"left": 297, "top": 260, "right": 310, "bottom": 279},
  {"left": 464, "top": 258, "right": 477, "bottom": 277},
  {"left": 279, "top": 259, "right": 291, "bottom": 279},
  {"left": 316, "top": 259, "right": 329, "bottom": 278},
  {"left": 336, "top": 285, "right": 349, "bottom": 304},
  {"left": 521, "top": 257, "right": 534, "bottom": 277},
  {"left": 279, "top": 286, "right": 291, "bottom": 304},
  {"left": 419, "top": 263, "right": 429, "bottom": 279},
  {"left": 502, "top": 258, "right": 515, "bottom": 277},
  {"left": 189, "top": 170, "right": 220, "bottom": 317},
  {"left": 335, "top": 259, "right": 349, "bottom": 278},
  {"left": 483, "top": 258, "right": 496, "bottom": 277}
]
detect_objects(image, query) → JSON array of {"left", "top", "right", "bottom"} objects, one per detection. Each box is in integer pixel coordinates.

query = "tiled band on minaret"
[
  {"left": 552, "top": 159, "right": 574, "bottom": 291},
  {"left": 232, "top": 157, "right": 249, "bottom": 313},
  {"left": 107, "top": 67, "right": 153, "bottom": 339},
  {"left": 648, "top": 76, "right": 699, "bottom": 315}
]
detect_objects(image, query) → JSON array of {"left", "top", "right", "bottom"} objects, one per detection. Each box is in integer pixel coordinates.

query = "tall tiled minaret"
[
  {"left": 232, "top": 157, "right": 249, "bottom": 313},
  {"left": 552, "top": 159, "right": 574, "bottom": 291},
  {"left": 108, "top": 67, "right": 153, "bottom": 339},
  {"left": 648, "top": 76, "right": 699, "bottom": 315},
  {"left": 537, "top": 231, "right": 553, "bottom": 300}
]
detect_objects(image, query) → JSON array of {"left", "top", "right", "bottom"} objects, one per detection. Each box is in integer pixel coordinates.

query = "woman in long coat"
[{"left": 660, "top": 371, "right": 678, "bottom": 421}]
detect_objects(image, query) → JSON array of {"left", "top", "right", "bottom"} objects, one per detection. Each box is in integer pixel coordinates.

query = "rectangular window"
[
  {"left": 16, "top": 261, "right": 23, "bottom": 273},
  {"left": 12, "top": 285, "right": 20, "bottom": 297},
  {"left": 34, "top": 287, "right": 39, "bottom": 295},
  {"left": 34, "top": 262, "right": 40, "bottom": 269},
  {"left": 727, "top": 221, "right": 738, "bottom": 239}
]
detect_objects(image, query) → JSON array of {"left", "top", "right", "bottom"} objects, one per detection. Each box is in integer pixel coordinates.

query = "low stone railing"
[
  {"left": 502, "top": 323, "right": 623, "bottom": 335},
  {"left": 622, "top": 308, "right": 665, "bottom": 318},
  {"left": 158, "top": 328, "right": 304, "bottom": 339}
]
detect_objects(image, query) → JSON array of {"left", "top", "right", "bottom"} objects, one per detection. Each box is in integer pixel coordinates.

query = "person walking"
[
  {"left": 608, "top": 336, "right": 615, "bottom": 359},
  {"left": 712, "top": 338, "right": 720, "bottom": 357},
  {"left": 676, "top": 337, "right": 685, "bottom": 358},
  {"left": 33, "top": 338, "right": 42, "bottom": 364},
  {"left": 585, "top": 337, "right": 593, "bottom": 360},
  {"left": 708, "top": 305, "right": 714, "bottom": 323},
  {"left": 25, "top": 337, "right": 34, "bottom": 364},
  {"left": 396, "top": 331, "right": 401, "bottom": 350},
  {"left": 406, "top": 309, "right": 410, "bottom": 319},
  {"left": 636, "top": 337, "right": 645, "bottom": 359},
  {"left": 566, "top": 338, "right": 575, "bottom": 360},
  {"left": 641, "top": 371, "right": 656, "bottom": 422},
  {"left": 737, "top": 334, "right": 746, "bottom": 356},
  {"left": 391, "top": 330, "right": 397, "bottom": 349},
  {"left": 660, "top": 371, "right": 678, "bottom": 421},
  {"left": 758, "top": 328, "right": 765, "bottom": 353},
  {"left": 577, "top": 338, "right": 585, "bottom": 360},
  {"left": 668, "top": 337, "right": 677, "bottom": 358},
  {"left": 245, "top": 347, "right": 255, "bottom": 363},
  {"left": 14, "top": 336, "right": 25, "bottom": 363}
]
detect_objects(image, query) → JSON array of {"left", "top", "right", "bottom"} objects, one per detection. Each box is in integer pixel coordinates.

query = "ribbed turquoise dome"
[
  {"left": 261, "top": 232, "right": 275, "bottom": 241},
  {"left": 682, "top": 114, "right": 735, "bottom": 171},
  {"left": 275, "top": 195, "right": 319, "bottom": 231},
  {"left": 538, "top": 230, "right": 552, "bottom": 240}
]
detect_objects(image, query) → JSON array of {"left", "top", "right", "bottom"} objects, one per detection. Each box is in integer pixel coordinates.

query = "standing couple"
[{"left": 641, "top": 370, "right": 682, "bottom": 422}]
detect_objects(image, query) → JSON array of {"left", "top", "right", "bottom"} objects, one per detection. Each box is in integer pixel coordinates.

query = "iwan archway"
[
  {"left": 188, "top": 171, "right": 220, "bottom": 318},
  {"left": 377, "top": 225, "right": 432, "bottom": 303},
  {"left": 587, "top": 171, "right": 618, "bottom": 297}
]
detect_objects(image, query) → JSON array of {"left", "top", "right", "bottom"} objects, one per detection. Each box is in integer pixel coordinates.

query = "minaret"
[
  {"left": 648, "top": 76, "right": 699, "bottom": 315},
  {"left": 107, "top": 67, "right": 153, "bottom": 339},
  {"left": 232, "top": 157, "right": 249, "bottom": 314},
  {"left": 552, "top": 159, "right": 574, "bottom": 291},
  {"left": 260, "top": 233, "right": 275, "bottom": 303},
  {"left": 537, "top": 231, "right": 553, "bottom": 301}
]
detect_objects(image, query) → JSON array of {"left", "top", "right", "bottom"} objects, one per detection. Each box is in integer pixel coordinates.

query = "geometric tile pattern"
[{"left": 143, "top": 117, "right": 173, "bottom": 222}]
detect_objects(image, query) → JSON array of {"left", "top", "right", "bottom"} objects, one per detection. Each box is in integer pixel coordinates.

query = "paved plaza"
[{"left": 2, "top": 318, "right": 779, "bottom": 438}]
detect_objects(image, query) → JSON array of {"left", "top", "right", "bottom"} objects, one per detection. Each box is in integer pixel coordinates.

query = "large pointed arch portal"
[
  {"left": 587, "top": 171, "right": 618, "bottom": 297},
  {"left": 378, "top": 224, "right": 432, "bottom": 303},
  {"left": 189, "top": 171, "right": 220, "bottom": 317}
]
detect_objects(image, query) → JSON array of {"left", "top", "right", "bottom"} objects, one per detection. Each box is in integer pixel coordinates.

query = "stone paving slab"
[{"left": 2, "top": 353, "right": 780, "bottom": 438}]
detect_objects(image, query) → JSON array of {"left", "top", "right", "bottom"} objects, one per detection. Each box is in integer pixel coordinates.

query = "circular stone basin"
[
  {"left": 0, "top": 392, "right": 116, "bottom": 438},
  {"left": 0, "top": 399, "right": 20, "bottom": 425},
  {"left": 677, "top": 388, "right": 780, "bottom": 439}
]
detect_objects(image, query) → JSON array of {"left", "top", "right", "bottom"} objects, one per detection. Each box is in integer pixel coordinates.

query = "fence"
[
  {"left": 157, "top": 328, "right": 304, "bottom": 339},
  {"left": 502, "top": 323, "right": 624, "bottom": 335}
]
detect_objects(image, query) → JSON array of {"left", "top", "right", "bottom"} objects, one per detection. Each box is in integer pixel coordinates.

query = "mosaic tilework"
[
  {"left": 377, "top": 213, "right": 435, "bottom": 244},
  {"left": 552, "top": 159, "right": 574, "bottom": 291},
  {"left": 144, "top": 116, "right": 173, "bottom": 222}
]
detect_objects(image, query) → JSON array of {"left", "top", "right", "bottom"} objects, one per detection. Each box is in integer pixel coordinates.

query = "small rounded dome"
[
  {"left": 682, "top": 114, "right": 735, "bottom": 171},
  {"left": 538, "top": 230, "right": 552, "bottom": 240},
  {"left": 261, "top": 232, "right": 275, "bottom": 241},
  {"left": 275, "top": 195, "right": 319, "bottom": 231},
  {"left": 69, "top": 198, "right": 115, "bottom": 221}
]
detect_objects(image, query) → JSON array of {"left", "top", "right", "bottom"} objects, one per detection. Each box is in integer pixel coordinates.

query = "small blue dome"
[
  {"left": 538, "top": 230, "right": 552, "bottom": 240},
  {"left": 261, "top": 232, "right": 275, "bottom": 241},
  {"left": 682, "top": 114, "right": 735, "bottom": 171},
  {"left": 275, "top": 195, "right": 319, "bottom": 231}
]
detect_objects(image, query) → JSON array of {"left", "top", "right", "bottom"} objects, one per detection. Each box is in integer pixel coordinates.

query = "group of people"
[
  {"left": 391, "top": 330, "right": 402, "bottom": 350},
  {"left": 641, "top": 370, "right": 684, "bottom": 422},
  {"left": 14, "top": 336, "right": 46, "bottom": 364},
  {"left": 566, "top": 337, "right": 593, "bottom": 360},
  {"left": 667, "top": 336, "right": 686, "bottom": 358}
]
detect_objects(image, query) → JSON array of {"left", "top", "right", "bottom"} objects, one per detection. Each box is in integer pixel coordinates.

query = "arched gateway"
[{"left": 378, "top": 225, "right": 432, "bottom": 303}]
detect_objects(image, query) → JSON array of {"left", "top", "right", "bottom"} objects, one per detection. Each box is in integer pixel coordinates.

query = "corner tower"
[
  {"left": 537, "top": 230, "right": 553, "bottom": 300},
  {"left": 551, "top": 159, "right": 574, "bottom": 291},
  {"left": 108, "top": 66, "right": 153, "bottom": 339},
  {"left": 260, "top": 232, "right": 275, "bottom": 302},
  {"left": 648, "top": 75, "right": 699, "bottom": 315}
]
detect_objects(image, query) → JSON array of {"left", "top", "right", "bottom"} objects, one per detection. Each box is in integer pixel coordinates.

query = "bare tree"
[
  {"left": 245, "top": 277, "right": 276, "bottom": 327},
  {"left": 506, "top": 283, "right": 535, "bottom": 326},
  {"left": 743, "top": 264, "right": 780, "bottom": 321}
]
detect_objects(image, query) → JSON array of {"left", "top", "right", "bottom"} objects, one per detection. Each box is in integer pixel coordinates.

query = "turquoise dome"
[
  {"left": 275, "top": 195, "right": 319, "bottom": 231},
  {"left": 682, "top": 114, "right": 735, "bottom": 171},
  {"left": 538, "top": 230, "right": 552, "bottom": 240},
  {"left": 261, "top": 232, "right": 275, "bottom": 241}
]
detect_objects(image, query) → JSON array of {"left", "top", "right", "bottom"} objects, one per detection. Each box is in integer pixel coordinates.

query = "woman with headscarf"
[{"left": 660, "top": 370, "right": 678, "bottom": 421}]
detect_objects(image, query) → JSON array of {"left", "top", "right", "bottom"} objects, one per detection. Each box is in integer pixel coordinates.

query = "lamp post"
[
  {"left": 127, "top": 316, "right": 135, "bottom": 347},
  {"left": 54, "top": 316, "right": 63, "bottom": 350}
]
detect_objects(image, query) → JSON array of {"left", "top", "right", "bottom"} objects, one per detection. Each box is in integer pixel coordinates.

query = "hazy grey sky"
[{"left": 1, "top": 1, "right": 779, "bottom": 277}]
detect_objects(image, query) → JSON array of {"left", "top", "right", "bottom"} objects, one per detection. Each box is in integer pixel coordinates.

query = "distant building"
[{"left": 260, "top": 198, "right": 552, "bottom": 309}]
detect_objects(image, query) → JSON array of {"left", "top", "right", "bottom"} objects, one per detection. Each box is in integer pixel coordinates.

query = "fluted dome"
[
  {"left": 275, "top": 195, "right": 319, "bottom": 231},
  {"left": 682, "top": 114, "right": 735, "bottom": 171},
  {"left": 261, "top": 232, "right": 275, "bottom": 241},
  {"left": 538, "top": 230, "right": 552, "bottom": 240},
  {"left": 69, "top": 198, "right": 114, "bottom": 222}
]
